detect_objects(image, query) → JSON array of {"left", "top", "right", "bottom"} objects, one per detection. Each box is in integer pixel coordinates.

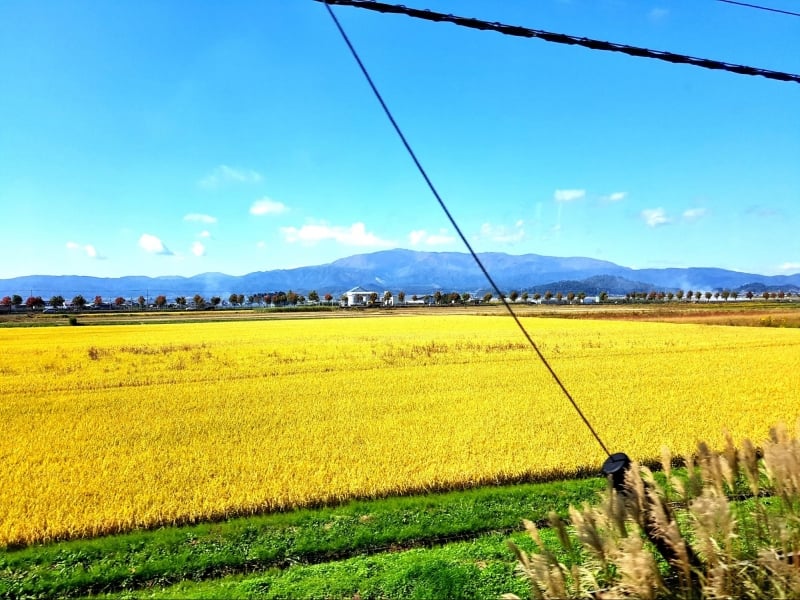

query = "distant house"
[{"left": 341, "top": 286, "right": 378, "bottom": 307}]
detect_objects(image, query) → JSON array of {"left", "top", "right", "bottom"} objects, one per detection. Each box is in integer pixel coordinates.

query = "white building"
[{"left": 341, "top": 286, "right": 378, "bottom": 307}]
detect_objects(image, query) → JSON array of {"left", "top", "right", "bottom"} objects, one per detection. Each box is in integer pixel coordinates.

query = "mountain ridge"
[{"left": 2, "top": 249, "right": 799, "bottom": 300}]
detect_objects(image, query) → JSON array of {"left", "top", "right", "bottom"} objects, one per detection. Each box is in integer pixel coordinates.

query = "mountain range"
[{"left": 2, "top": 249, "right": 799, "bottom": 300}]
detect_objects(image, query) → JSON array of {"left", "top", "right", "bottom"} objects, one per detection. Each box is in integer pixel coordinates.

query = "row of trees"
[
  {"left": 411, "top": 290, "right": 594, "bottom": 304},
  {"left": 360, "top": 289, "right": 798, "bottom": 306},
  {"left": 621, "top": 289, "right": 795, "bottom": 302},
  {"left": 0, "top": 290, "right": 338, "bottom": 311},
  {"left": 0, "top": 294, "right": 48, "bottom": 309},
  {"left": 2, "top": 288, "right": 797, "bottom": 312}
]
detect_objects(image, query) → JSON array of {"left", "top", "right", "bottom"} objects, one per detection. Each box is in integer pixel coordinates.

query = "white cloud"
[
  {"left": 280, "top": 222, "right": 393, "bottom": 247},
  {"left": 682, "top": 208, "right": 708, "bottom": 222},
  {"left": 256, "top": 241, "right": 266, "bottom": 249},
  {"left": 66, "top": 241, "right": 104, "bottom": 259},
  {"left": 554, "top": 189, "right": 585, "bottom": 203},
  {"left": 604, "top": 192, "right": 627, "bottom": 202},
  {"left": 191, "top": 242, "right": 206, "bottom": 257},
  {"left": 409, "top": 230, "right": 426, "bottom": 246},
  {"left": 183, "top": 213, "right": 217, "bottom": 224},
  {"left": 745, "top": 205, "right": 779, "bottom": 218},
  {"left": 478, "top": 221, "right": 525, "bottom": 243},
  {"left": 199, "top": 165, "right": 263, "bottom": 188},
  {"left": 649, "top": 7, "right": 669, "bottom": 21},
  {"left": 641, "top": 208, "right": 670, "bottom": 227},
  {"left": 408, "top": 229, "right": 455, "bottom": 246},
  {"left": 138, "top": 233, "right": 173, "bottom": 255},
  {"left": 250, "top": 197, "right": 288, "bottom": 216},
  {"left": 198, "top": 230, "right": 211, "bottom": 238},
  {"left": 779, "top": 262, "right": 800, "bottom": 272}
]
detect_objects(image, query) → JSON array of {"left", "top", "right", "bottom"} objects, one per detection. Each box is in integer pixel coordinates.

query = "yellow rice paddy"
[{"left": 1, "top": 315, "right": 798, "bottom": 547}]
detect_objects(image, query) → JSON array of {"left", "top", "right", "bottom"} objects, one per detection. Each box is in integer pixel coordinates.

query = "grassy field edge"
[
  {"left": 87, "top": 530, "right": 552, "bottom": 600},
  {"left": 0, "top": 477, "right": 605, "bottom": 599}
]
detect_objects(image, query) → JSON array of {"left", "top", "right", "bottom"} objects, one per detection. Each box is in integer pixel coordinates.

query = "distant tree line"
[{"left": 1, "top": 287, "right": 798, "bottom": 312}]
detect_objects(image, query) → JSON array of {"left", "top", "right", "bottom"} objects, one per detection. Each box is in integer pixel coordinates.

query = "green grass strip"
[
  {"left": 86, "top": 530, "right": 557, "bottom": 600},
  {"left": 89, "top": 493, "right": 797, "bottom": 600},
  {"left": 0, "top": 478, "right": 604, "bottom": 599}
]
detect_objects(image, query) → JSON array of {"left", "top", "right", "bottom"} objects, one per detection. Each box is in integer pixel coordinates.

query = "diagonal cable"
[
  {"left": 322, "top": 1, "right": 611, "bottom": 458},
  {"left": 314, "top": 0, "right": 800, "bottom": 84},
  {"left": 716, "top": 0, "right": 800, "bottom": 17}
]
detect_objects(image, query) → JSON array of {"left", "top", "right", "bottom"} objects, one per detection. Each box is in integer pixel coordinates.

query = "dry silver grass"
[
  {"left": 607, "top": 533, "right": 662, "bottom": 600},
  {"left": 508, "top": 421, "right": 800, "bottom": 599},
  {"left": 739, "top": 438, "right": 760, "bottom": 498},
  {"left": 764, "top": 423, "right": 800, "bottom": 501},
  {"left": 506, "top": 519, "right": 572, "bottom": 600},
  {"left": 642, "top": 468, "right": 692, "bottom": 591}
]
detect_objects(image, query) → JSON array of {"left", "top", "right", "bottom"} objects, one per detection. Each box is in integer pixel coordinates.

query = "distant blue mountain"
[{"left": 2, "top": 249, "right": 798, "bottom": 300}]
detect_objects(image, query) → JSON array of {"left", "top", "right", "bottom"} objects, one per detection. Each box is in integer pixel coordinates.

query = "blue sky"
[{"left": 1, "top": 0, "right": 798, "bottom": 279}]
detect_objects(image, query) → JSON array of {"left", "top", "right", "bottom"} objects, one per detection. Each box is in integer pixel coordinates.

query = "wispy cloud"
[
  {"left": 408, "top": 229, "right": 455, "bottom": 246},
  {"left": 477, "top": 220, "right": 525, "bottom": 243},
  {"left": 199, "top": 165, "right": 263, "bottom": 189},
  {"left": 553, "top": 203, "right": 565, "bottom": 234},
  {"left": 641, "top": 208, "right": 670, "bottom": 227},
  {"left": 280, "top": 222, "right": 393, "bottom": 247},
  {"left": 198, "top": 230, "right": 211, "bottom": 238},
  {"left": 191, "top": 242, "right": 206, "bottom": 257},
  {"left": 250, "top": 197, "right": 288, "bottom": 216},
  {"left": 554, "top": 189, "right": 585, "bottom": 203},
  {"left": 779, "top": 262, "right": 800, "bottom": 272},
  {"left": 66, "top": 241, "right": 105, "bottom": 259},
  {"left": 601, "top": 191, "right": 627, "bottom": 203},
  {"left": 138, "top": 233, "right": 173, "bottom": 255},
  {"left": 183, "top": 213, "right": 217, "bottom": 224},
  {"left": 745, "top": 205, "right": 779, "bottom": 218},
  {"left": 682, "top": 207, "right": 708, "bottom": 222},
  {"left": 649, "top": 7, "right": 669, "bottom": 21}
]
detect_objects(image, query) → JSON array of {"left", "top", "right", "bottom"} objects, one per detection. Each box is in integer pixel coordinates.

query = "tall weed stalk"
[{"left": 507, "top": 422, "right": 800, "bottom": 599}]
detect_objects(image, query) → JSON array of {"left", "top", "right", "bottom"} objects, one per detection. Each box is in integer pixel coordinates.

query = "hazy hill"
[{"left": 2, "top": 249, "right": 799, "bottom": 300}]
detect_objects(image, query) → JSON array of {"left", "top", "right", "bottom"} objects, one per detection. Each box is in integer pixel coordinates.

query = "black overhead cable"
[
  {"left": 314, "top": 0, "right": 800, "bottom": 84},
  {"left": 716, "top": 0, "right": 800, "bottom": 17},
  {"left": 321, "top": 1, "right": 612, "bottom": 459}
]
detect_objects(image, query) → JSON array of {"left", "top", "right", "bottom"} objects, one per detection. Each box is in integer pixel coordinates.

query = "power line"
[
  {"left": 321, "top": 1, "right": 612, "bottom": 459},
  {"left": 314, "top": 0, "right": 800, "bottom": 84},
  {"left": 716, "top": 0, "right": 800, "bottom": 17}
]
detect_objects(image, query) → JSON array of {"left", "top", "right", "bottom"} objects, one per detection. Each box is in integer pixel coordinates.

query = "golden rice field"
[{"left": 1, "top": 314, "right": 799, "bottom": 548}]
